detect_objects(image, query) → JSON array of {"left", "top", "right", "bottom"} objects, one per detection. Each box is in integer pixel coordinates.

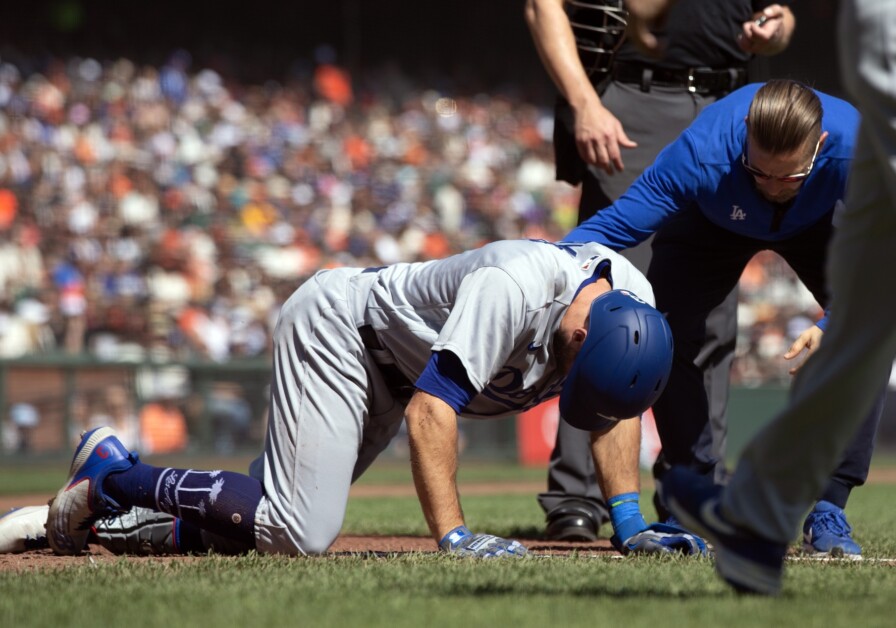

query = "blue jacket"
[{"left": 565, "top": 83, "right": 860, "bottom": 247}]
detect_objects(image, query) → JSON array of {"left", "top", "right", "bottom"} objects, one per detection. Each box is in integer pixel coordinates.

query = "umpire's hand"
[{"left": 573, "top": 101, "right": 637, "bottom": 175}]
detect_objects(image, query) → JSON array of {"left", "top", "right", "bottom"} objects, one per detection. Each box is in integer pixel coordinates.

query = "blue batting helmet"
[{"left": 560, "top": 289, "right": 673, "bottom": 431}]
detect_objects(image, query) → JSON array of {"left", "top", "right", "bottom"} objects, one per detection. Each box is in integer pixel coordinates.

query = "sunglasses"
[{"left": 741, "top": 138, "right": 821, "bottom": 183}]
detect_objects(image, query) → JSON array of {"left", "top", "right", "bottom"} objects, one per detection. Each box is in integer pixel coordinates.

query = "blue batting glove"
[
  {"left": 608, "top": 492, "right": 707, "bottom": 556},
  {"left": 612, "top": 522, "right": 709, "bottom": 556},
  {"left": 438, "top": 525, "right": 528, "bottom": 558}
]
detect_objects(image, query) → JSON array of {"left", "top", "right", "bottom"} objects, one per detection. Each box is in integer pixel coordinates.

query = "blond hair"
[{"left": 747, "top": 80, "right": 823, "bottom": 155}]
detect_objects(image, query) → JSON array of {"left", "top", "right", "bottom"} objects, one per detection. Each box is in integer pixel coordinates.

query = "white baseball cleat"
[{"left": 0, "top": 505, "right": 50, "bottom": 553}]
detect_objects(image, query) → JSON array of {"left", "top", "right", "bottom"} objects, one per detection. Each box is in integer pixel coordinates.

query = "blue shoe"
[
  {"left": 802, "top": 500, "right": 862, "bottom": 559},
  {"left": 662, "top": 466, "right": 788, "bottom": 596},
  {"left": 47, "top": 427, "right": 138, "bottom": 555}
]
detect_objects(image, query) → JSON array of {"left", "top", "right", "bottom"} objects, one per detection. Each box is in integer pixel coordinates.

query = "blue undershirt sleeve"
[
  {"left": 816, "top": 310, "right": 830, "bottom": 332},
  {"left": 414, "top": 351, "right": 478, "bottom": 413}
]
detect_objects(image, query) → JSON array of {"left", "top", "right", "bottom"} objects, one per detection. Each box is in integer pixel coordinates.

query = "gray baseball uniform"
[{"left": 249, "top": 239, "right": 654, "bottom": 554}]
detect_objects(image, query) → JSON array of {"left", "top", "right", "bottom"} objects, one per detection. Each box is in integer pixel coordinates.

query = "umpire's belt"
[
  {"left": 611, "top": 61, "right": 747, "bottom": 94},
  {"left": 359, "top": 325, "right": 416, "bottom": 401}
]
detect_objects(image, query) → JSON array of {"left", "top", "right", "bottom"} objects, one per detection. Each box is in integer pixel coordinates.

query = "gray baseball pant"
[{"left": 252, "top": 269, "right": 405, "bottom": 554}]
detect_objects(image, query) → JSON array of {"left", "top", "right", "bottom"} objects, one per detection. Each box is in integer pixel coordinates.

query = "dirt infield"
[
  {"left": 4, "top": 469, "right": 896, "bottom": 573},
  {"left": 0, "top": 480, "right": 619, "bottom": 572},
  {"left": 0, "top": 536, "right": 618, "bottom": 573}
]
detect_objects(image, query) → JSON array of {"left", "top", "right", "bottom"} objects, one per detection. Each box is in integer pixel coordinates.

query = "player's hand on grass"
[
  {"left": 613, "top": 521, "right": 708, "bottom": 556},
  {"left": 438, "top": 526, "right": 527, "bottom": 558},
  {"left": 609, "top": 492, "right": 706, "bottom": 556},
  {"left": 784, "top": 324, "right": 824, "bottom": 375}
]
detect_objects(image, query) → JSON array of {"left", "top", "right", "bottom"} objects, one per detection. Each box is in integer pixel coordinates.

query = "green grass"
[
  {"left": 3, "top": 460, "right": 896, "bottom": 627},
  {"left": 2, "top": 552, "right": 896, "bottom": 627}
]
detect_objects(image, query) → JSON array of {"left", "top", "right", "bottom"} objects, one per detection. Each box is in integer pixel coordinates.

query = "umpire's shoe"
[
  {"left": 544, "top": 501, "right": 602, "bottom": 542},
  {"left": 47, "top": 427, "right": 137, "bottom": 555},
  {"left": 662, "top": 466, "right": 787, "bottom": 596}
]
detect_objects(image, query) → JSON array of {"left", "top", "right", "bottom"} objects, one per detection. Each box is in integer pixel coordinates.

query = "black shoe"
[{"left": 544, "top": 504, "right": 600, "bottom": 541}]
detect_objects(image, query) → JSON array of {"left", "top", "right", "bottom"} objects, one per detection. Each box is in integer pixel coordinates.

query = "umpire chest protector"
[{"left": 567, "top": 1, "right": 628, "bottom": 78}]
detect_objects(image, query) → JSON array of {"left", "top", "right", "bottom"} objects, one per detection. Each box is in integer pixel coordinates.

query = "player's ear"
[{"left": 571, "top": 327, "right": 588, "bottom": 349}]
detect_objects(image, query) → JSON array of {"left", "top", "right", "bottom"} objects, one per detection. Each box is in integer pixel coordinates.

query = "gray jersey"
[
  {"left": 355, "top": 239, "right": 654, "bottom": 417},
  {"left": 253, "top": 238, "right": 653, "bottom": 556}
]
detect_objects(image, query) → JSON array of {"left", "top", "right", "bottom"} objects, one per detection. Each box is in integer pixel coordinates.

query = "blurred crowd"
[
  {"left": 734, "top": 251, "right": 824, "bottom": 386},
  {"left": 0, "top": 52, "right": 822, "bottom": 388},
  {"left": 0, "top": 52, "right": 576, "bottom": 370}
]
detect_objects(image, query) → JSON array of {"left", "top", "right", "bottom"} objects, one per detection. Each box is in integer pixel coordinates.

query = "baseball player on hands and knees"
[{"left": 38, "top": 239, "right": 705, "bottom": 558}]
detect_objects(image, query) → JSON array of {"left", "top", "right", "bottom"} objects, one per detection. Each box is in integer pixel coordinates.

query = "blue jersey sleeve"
[
  {"left": 415, "top": 351, "right": 478, "bottom": 413},
  {"left": 564, "top": 131, "right": 703, "bottom": 249}
]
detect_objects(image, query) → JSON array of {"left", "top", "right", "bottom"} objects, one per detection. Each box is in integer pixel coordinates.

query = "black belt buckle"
[
  {"left": 686, "top": 69, "right": 698, "bottom": 94},
  {"left": 692, "top": 67, "right": 745, "bottom": 94},
  {"left": 688, "top": 67, "right": 717, "bottom": 94}
]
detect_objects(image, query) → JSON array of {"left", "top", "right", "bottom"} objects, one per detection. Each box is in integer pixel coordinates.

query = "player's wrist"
[
  {"left": 608, "top": 492, "right": 648, "bottom": 541},
  {"left": 439, "top": 525, "right": 473, "bottom": 551}
]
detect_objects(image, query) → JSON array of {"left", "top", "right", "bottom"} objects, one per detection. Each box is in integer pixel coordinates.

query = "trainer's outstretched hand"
[
  {"left": 439, "top": 526, "right": 528, "bottom": 558},
  {"left": 612, "top": 522, "right": 708, "bottom": 556},
  {"left": 784, "top": 324, "right": 824, "bottom": 375}
]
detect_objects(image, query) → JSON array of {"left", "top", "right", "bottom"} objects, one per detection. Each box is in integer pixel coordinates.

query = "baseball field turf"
[{"left": 2, "top": 458, "right": 895, "bottom": 627}]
